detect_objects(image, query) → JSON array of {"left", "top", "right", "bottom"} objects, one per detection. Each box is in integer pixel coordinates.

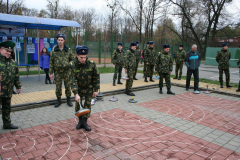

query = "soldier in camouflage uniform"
[
  {"left": 123, "top": 42, "right": 137, "bottom": 96},
  {"left": 173, "top": 44, "right": 186, "bottom": 80},
  {"left": 216, "top": 43, "right": 232, "bottom": 88},
  {"left": 49, "top": 33, "right": 74, "bottom": 108},
  {"left": 236, "top": 58, "right": 240, "bottom": 92},
  {"left": 155, "top": 44, "right": 175, "bottom": 95},
  {"left": 70, "top": 46, "right": 100, "bottom": 131},
  {"left": 143, "top": 41, "right": 156, "bottom": 82},
  {"left": 142, "top": 41, "right": 150, "bottom": 78},
  {"left": 112, "top": 43, "right": 124, "bottom": 86},
  {"left": 133, "top": 41, "right": 141, "bottom": 80},
  {"left": 0, "top": 41, "right": 21, "bottom": 129}
]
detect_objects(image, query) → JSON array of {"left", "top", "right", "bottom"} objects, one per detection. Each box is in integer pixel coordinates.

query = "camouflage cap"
[
  {"left": 163, "top": 44, "right": 170, "bottom": 48},
  {"left": 0, "top": 41, "right": 15, "bottom": 52},
  {"left": 118, "top": 42, "right": 123, "bottom": 46},
  {"left": 56, "top": 33, "right": 66, "bottom": 40},
  {"left": 76, "top": 45, "right": 89, "bottom": 55}
]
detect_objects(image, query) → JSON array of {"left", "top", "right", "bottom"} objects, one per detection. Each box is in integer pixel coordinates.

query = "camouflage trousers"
[
  {"left": 134, "top": 59, "right": 140, "bottom": 77},
  {"left": 1, "top": 97, "right": 12, "bottom": 128},
  {"left": 75, "top": 88, "right": 93, "bottom": 118},
  {"left": 55, "top": 71, "right": 71, "bottom": 98},
  {"left": 175, "top": 62, "right": 183, "bottom": 77},
  {"left": 219, "top": 69, "right": 230, "bottom": 84},
  {"left": 159, "top": 73, "right": 171, "bottom": 89},
  {"left": 144, "top": 63, "right": 154, "bottom": 78},
  {"left": 113, "top": 64, "right": 122, "bottom": 81},
  {"left": 126, "top": 69, "right": 134, "bottom": 91}
]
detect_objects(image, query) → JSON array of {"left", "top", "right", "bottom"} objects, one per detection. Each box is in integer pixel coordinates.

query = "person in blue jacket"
[
  {"left": 185, "top": 44, "right": 201, "bottom": 94},
  {"left": 40, "top": 47, "right": 52, "bottom": 84}
]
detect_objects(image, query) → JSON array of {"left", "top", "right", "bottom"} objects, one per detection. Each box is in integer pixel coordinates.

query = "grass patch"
[
  {"left": 137, "top": 70, "right": 238, "bottom": 88},
  {"left": 98, "top": 67, "right": 115, "bottom": 73},
  {"left": 19, "top": 70, "right": 45, "bottom": 76}
]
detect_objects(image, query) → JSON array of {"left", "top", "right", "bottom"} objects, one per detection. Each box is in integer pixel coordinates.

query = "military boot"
[
  {"left": 220, "top": 83, "right": 223, "bottom": 88},
  {"left": 133, "top": 76, "right": 138, "bottom": 80},
  {"left": 144, "top": 77, "right": 148, "bottom": 82},
  {"left": 113, "top": 80, "right": 116, "bottom": 86},
  {"left": 117, "top": 80, "right": 123, "bottom": 84},
  {"left": 76, "top": 116, "right": 83, "bottom": 130},
  {"left": 3, "top": 124, "right": 18, "bottom": 129},
  {"left": 236, "top": 81, "right": 240, "bottom": 92},
  {"left": 159, "top": 88, "right": 163, "bottom": 94},
  {"left": 227, "top": 83, "right": 232, "bottom": 88},
  {"left": 178, "top": 76, "right": 181, "bottom": 80},
  {"left": 173, "top": 76, "right": 178, "bottom": 79},
  {"left": 125, "top": 89, "right": 128, "bottom": 94},
  {"left": 167, "top": 89, "right": 175, "bottom": 95},
  {"left": 45, "top": 78, "right": 48, "bottom": 84},
  {"left": 82, "top": 118, "right": 91, "bottom": 131},
  {"left": 67, "top": 97, "right": 73, "bottom": 107},
  {"left": 55, "top": 97, "right": 61, "bottom": 108},
  {"left": 150, "top": 77, "right": 155, "bottom": 82},
  {"left": 127, "top": 91, "right": 135, "bottom": 96}
]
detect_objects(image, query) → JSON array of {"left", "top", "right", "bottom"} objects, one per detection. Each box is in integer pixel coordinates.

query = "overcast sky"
[
  {"left": 23, "top": 0, "right": 108, "bottom": 12},
  {"left": 21, "top": 0, "right": 240, "bottom": 25}
]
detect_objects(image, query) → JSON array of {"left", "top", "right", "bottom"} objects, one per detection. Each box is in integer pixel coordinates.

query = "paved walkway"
[
  {"left": 11, "top": 72, "right": 239, "bottom": 106},
  {"left": 0, "top": 87, "right": 240, "bottom": 159},
  {"left": 138, "top": 64, "right": 239, "bottom": 83}
]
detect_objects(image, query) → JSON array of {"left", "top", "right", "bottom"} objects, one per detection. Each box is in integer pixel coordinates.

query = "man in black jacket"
[{"left": 185, "top": 44, "right": 201, "bottom": 93}]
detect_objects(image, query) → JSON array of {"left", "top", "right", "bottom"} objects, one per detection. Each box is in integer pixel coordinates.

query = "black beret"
[
  {"left": 179, "top": 44, "right": 183, "bottom": 47},
  {"left": 163, "top": 44, "right": 170, "bottom": 49},
  {"left": 76, "top": 45, "right": 89, "bottom": 55},
  {"left": 118, "top": 42, "right": 123, "bottom": 46},
  {"left": 147, "top": 41, "right": 150, "bottom": 44},
  {"left": 222, "top": 43, "right": 228, "bottom": 47},
  {"left": 135, "top": 41, "right": 139, "bottom": 44},
  {"left": 0, "top": 41, "right": 15, "bottom": 52},
  {"left": 56, "top": 33, "right": 66, "bottom": 40},
  {"left": 130, "top": 42, "right": 137, "bottom": 46},
  {"left": 149, "top": 41, "right": 155, "bottom": 45}
]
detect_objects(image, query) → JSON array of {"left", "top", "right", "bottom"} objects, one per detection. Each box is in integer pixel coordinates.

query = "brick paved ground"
[{"left": 0, "top": 87, "right": 240, "bottom": 160}]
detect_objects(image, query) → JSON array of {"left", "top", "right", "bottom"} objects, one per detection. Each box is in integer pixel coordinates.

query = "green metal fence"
[{"left": 66, "top": 30, "right": 193, "bottom": 64}]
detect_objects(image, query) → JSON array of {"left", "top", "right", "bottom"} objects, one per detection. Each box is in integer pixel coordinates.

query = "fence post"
[
  {"left": 84, "top": 31, "right": 87, "bottom": 46},
  {"left": 123, "top": 35, "right": 125, "bottom": 50},
  {"left": 158, "top": 39, "right": 161, "bottom": 53},
  {"left": 111, "top": 34, "right": 114, "bottom": 63},
  {"left": 133, "top": 36, "right": 135, "bottom": 42},
  {"left": 68, "top": 29, "right": 71, "bottom": 49},
  {"left": 31, "top": 29, "right": 33, "bottom": 37},
  {"left": 98, "top": 33, "right": 101, "bottom": 64},
  {"left": 50, "top": 30, "right": 54, "bottom": 38},
  {"left": 142, "top": 37, "right": 145, "bottom": 49}
]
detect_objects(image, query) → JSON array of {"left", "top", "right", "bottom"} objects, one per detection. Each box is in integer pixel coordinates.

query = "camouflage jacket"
[
  {"left": 123, "top": 48, "right": 136, "bottom": 70},
  {"left": 0, "top": 55, "right": 21, "bottom": 98},
  {"left": 176, "top": 49, "right": 186, "bottom": 64},
  {"left": 112, "top": 48, "right": 124, "bottom": 66},
  {"left": 143, "top": 46, "right": 156, "bottom": 65},
  {"left": 155, "top": 51, "right": 173, "bottom": 74},
  {"left": 70, "top": 57, "right": 100, "bottom": 95},
  {"left": 49, "top": 44, "right": 74, "bottom": 74},
  {"left": 216, "top": 49, "right": 231, "bottom": 70},
  {"left": 237, "top": 58, "right": 240, "bottom": 68},
  {"left": 135, "top": 47, "right": 141, "bottom": 60}
]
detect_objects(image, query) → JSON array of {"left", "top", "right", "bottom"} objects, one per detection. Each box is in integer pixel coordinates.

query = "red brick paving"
[
  {"left": 90, "top": 58, "right": 111, "bottom": 64},
  {"left": 0, "top": 108, "right": 240, "bottom": 159},
  {"left": 139, "top": 92, "right": 240, "bottom": 136}
]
